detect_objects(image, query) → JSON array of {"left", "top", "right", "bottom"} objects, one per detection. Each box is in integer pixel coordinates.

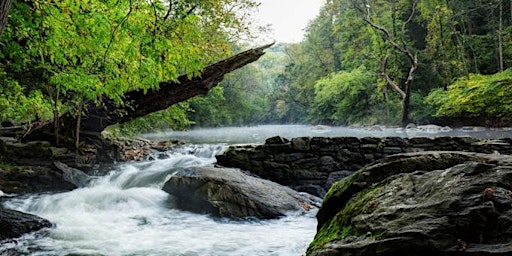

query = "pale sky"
[{"left": 254, "top": 0, "right": 325, "bottom": 43}]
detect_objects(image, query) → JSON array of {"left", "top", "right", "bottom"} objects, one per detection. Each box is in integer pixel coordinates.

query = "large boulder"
[
  {"left": 162, "top": 167, "right": 321, "bottom": 219},
  {"left": 0, "top": 207, "right": 52, "bottom": 241},
  {"left": 308, "top": 151, "right": 512, "bottom": 256}
]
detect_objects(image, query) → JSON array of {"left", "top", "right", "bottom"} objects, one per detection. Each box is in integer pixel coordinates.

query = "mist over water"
[
  {"left": 1, "top": 144, "right": 316, "bottom": 256},
  {"left": 142, "top": 124, "right": 512, "bottom": 144}
]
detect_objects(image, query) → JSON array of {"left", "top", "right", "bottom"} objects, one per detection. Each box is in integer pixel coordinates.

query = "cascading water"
[{"left": 1, "top": 144, "right": 317, "bottom": 256}]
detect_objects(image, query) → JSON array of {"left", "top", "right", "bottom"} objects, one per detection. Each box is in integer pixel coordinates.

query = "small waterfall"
[{"left": 1, "top": 143, "right": 316, "bottom": 256}]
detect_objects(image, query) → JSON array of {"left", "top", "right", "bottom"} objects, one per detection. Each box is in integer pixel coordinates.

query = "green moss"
[
  {"left": 323, "top": 172, "right": 358, "bottom": 204},
  {"left": 308, "top": 185, "right": 381, "bottom": 254}
]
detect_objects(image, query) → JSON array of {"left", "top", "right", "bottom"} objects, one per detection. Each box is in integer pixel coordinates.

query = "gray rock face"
[
  {"left": 162, "top": 167, "right": 320, "bottom": 219},
  {"left": 308, "top": 151, "right": 512, "bottom": 256},
  {"left": 0, "top": 208, "right": 52, "bottom": 241}
]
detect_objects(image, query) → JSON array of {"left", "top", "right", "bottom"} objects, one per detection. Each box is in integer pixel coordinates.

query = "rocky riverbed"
[{"left": 2, "top": 132, "right": 512, "bottom": 255}]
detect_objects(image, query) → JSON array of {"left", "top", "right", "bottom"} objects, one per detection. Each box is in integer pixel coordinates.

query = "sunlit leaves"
[
  {"left": 0, "top": 75, "right": 53, "bottom": 123},
  {"left": 312, "top": 66, "right": 386, "bottom": 124},
  {"left": 0, "top": 0, "right": 258, "bottom": 128},
  {"left": 426, "top": 69, "right": 512, "bottom": 119}
]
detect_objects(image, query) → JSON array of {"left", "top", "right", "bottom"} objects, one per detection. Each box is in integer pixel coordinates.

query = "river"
[{"left": 2, "top": 124, "right": 512, "bottom": 256}]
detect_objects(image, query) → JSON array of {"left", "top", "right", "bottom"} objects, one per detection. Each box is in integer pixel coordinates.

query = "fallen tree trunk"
[
  {"left": 23, "top": 43, "right": 273, "bottom": 142},
  {"left": 79, "top": 43, "right": 274, "bottom": 133}
]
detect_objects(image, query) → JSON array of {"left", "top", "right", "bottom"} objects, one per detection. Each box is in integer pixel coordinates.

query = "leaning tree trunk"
[
  {"left": 25, "top": 43, "right": 274, "bottom": 144},
  {"left": 0, "top": 0, "right": 13, "bottom": 38}
]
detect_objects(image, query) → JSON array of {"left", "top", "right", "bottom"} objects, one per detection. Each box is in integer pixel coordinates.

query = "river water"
[
  {"left": 1, "top": 144, "right": 316, "bottom": 256},
  {"left": 142, "top": 124, "right": 512, "bottom": 144},
  {"left": 2, "top": 124, "right": 512, "bottom": 256}
]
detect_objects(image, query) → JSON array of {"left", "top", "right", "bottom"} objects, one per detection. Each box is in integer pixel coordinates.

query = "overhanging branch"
[{"left": 80, "top": 42, "right": 275, "bottom": 132}]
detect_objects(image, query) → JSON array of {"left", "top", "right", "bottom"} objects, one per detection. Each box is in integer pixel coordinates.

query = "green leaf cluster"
[
  {"left": 426, "top": 69, "right": 512, "bottom": 120},
  {"left": 108, "top": 103, "right": 192, "bottom": 137},
  {"left": 312, "top": 66, "right": 394, "bottom": 125},
  {"left": 0, "top": 0, "right": 258, "bottom": 129}
]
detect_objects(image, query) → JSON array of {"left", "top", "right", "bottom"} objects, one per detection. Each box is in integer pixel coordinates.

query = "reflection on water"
[{"left": 142, "top": 124, "right": 512, "bottom": 144}]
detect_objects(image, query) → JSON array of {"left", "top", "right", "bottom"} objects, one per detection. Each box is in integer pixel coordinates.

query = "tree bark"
[{"left": 0, "top": 0, "right": 13, "bottom": 38}]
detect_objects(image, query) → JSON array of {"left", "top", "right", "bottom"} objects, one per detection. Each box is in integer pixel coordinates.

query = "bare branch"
[
  {"left": 380, "top": 50, "right": 406, "bottom": 99},
  {"left": 0, "top": 0, "right": 13, "bottom": 38},
  {"left": 400, "top": 0, "right": 417, "bottom": 64},
  {"left": 163, "top": 1, "right": 174, "bottom": 21},
  {"left": 364, "top": 0, "right": 417, "bottom": 65}
]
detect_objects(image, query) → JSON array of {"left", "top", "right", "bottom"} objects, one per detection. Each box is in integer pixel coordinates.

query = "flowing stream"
[
  {"left": 1, "top": 144, "right": 316, "bottom": 256},
  {"left": 3, "top": 124, "right": 512, "bottom": 255}
]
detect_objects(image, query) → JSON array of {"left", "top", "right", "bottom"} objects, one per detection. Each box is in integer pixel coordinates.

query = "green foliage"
[
  {"left": 0, "top": 73, "right": 53, "bottom": 123},
  {"left": 420, "top": 1, "right": 468, "bottom": 87},
  {"left": 187, "top": 50, "right": 279, "bottom": 127},
  {"left": 2, "top": 0, "right": 511, "bottom": 130},
  {"left": 269, "top": 0, "right": 512, "bottom": 126},
  {"left": 0, "top": 0, "right": 258, "bottom": 131},
  {"left": 312, "top": 66, "right": 396, "bottom": 125},
  {"left": 271, "top": 43, "right": 330, "bottom": 124},
  {"left": 108, "top": 103, "right": 192, "bottom": 137},
  {"left": 426, "top": 69, "right": 512, "bottom": 120}
]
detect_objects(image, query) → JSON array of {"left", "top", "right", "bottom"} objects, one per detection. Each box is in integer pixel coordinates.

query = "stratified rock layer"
[
  {"left": 308, "top": 151, "right": 512, "bottom": 256},
  {"left": 163, "top": 166, "right": 320, "bottom": 219}
]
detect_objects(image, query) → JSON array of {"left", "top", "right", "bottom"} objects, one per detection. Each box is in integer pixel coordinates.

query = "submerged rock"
[
  {"left": 308, "top": 151, "right": 512, "bottom": 256},
  {"left": 162, "top": 166, "right": 321, "bottom": 219},
  {"left": 0, "top": 208, "right": 52, "bottom": 241}
]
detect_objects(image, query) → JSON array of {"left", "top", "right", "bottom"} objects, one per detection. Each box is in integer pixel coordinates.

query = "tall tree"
[{"left": 363, "top": 0, "right": 418, "bottom": 127}]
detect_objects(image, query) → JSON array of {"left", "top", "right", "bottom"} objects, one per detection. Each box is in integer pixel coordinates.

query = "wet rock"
[
  {"left": 308, "top": 151, "right": 512, "bottom": 256},
  {"left": 162, "top": 166, "right": 320, "bottom": 219},
  {"left": 265, "top": 136, "right": 289, "bottom": 145},
  {"left": 0, "top": 165, "right": 77, "bottom": 194},
  {"left": 0, "top": 208, "right": 52, "bottom": 241},
  {"left": 53, "top": 161, "right": 91, "bottom": 188}
]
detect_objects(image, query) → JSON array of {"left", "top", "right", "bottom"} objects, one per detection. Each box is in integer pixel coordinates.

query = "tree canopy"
[
  {"left": 2, "top": 0, "right": 512, "bottom": 139},
  {"left": 255, "top": 0, "right": 512, "bottom": 127},
  {"left": 1, "top": 0, "right": 257, "bottom": 120}
]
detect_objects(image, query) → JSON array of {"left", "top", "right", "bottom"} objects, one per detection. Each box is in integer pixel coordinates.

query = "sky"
[{"left": 254, "top": 0, "right": 326, "bottom": 43}]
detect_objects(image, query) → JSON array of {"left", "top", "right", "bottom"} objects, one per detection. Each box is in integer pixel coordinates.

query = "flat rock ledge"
[
  {"left": 163, "top": 166, "right": 321, "bottom": 219},
  {"left": 308, "top": 151, "right": 512, "bottom": 256}
]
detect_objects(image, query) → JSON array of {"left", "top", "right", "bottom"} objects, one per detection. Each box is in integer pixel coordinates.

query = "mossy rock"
[{"left": 308, "top": 151, "right": 511, "bottom": 256}]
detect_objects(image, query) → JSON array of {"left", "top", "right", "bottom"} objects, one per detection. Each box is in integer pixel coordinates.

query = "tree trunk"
[
  {"left": 25, "top": 43, "right": 274, "bottom": 142},
  {"left": 498, "top": 0, "right": 504, "bottom": 72},
  {"left": 0, "top": 0, "right": 13, "bottom": 38},
  {"left": 0, "top": 0, "right": 12, "bottom": 38},
  {"left": 364, "top": 0, "right": 417, "bottom": 127}
]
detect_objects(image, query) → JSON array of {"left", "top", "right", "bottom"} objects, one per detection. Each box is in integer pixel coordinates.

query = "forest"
[{"left": 1, "top": 0, "right": 512, "bottom": 141}]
